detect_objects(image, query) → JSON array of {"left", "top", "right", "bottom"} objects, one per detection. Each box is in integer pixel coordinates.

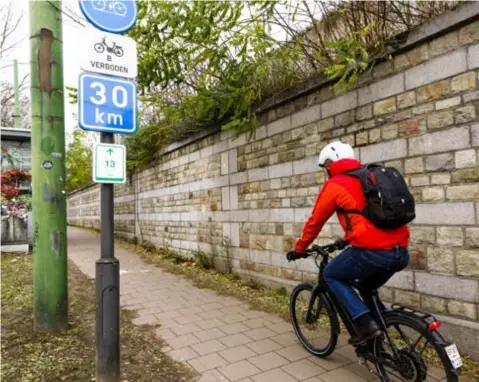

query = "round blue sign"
[{"left": 79, "top": 0, "right": 138, "bottom": 34}]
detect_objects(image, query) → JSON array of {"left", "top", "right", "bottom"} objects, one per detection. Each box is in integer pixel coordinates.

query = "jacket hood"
[{"left": 329, "top": 158, "right": 362, "bottom": 177}]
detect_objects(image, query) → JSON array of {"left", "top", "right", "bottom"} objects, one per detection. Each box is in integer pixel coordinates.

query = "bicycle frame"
[
  {"left": 310, "top": 251, "right": 444, "bottom": 364},
  {"left": 309, "top": 251, "right": 388, "bottom": 340}
]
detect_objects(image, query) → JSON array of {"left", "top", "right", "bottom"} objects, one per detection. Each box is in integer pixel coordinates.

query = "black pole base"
[{"left": 96, "top": 257, "right": 120, "bottom": 382}]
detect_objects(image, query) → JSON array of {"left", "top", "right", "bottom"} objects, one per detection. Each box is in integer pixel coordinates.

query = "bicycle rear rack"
[{"left": 390, "top": 303, "right": 438, "bottom": 323}]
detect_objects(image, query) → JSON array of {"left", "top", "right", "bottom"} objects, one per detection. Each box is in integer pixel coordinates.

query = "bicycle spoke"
[
  {"left": 394, "top": 324, "right": 413, "bottom": 350},
  {"left": 291, "top": 285, "right": 336, "bottom": 356}
]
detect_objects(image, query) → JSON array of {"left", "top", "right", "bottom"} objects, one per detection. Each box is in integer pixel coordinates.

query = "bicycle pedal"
[
  {"left": 358, "top": 356, "right": 366, "bottom": 365},
  {"left": 354, "top": 344, "right": 369, "bottom": 355}
]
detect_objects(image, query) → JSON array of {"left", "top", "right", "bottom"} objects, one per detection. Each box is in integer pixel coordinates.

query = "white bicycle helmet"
[{"left": 318, "top": 141, "right": 355, "bottom": 168}]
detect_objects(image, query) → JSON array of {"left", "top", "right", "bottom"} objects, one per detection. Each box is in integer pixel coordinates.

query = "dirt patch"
[{"left": 1, "top": 253, "right": 197, "bottom": 382}]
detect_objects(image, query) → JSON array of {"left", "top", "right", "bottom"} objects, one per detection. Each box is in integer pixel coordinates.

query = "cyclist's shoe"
[{"left": 349, "top": 316, "right": 382, "bottom": 345}]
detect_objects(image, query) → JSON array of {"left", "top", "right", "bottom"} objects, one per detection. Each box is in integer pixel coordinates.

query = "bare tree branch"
[
  {"left": 47, "top": 1, "right": 86, "bottom": 28},
  {"left": 0, "top": 1, "right": 23, "bottom": 59}
]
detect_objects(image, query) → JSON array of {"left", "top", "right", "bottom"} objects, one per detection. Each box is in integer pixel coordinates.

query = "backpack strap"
[{"left": 335, "top": 164, "right": 377, "bottom": 218}]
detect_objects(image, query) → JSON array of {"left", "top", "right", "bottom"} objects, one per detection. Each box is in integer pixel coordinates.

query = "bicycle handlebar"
[
  {"left": 286, "top": 238, "right": 347, "bottom": 262},
  {"left": 310, "top": 238, "right": 347, "bottom": 254}
]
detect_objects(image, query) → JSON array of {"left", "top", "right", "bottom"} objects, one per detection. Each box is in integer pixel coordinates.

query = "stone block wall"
[{"left": 68, "top": 9, "right": 479, "bottom": 358}]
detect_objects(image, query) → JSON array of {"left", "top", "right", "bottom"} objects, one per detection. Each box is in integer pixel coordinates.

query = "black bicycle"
[{"left": 288, "top": 241, "right": 463, "bottom": 382}]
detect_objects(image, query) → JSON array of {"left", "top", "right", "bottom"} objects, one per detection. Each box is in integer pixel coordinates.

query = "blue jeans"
[{"left": 323, "top": 247, "right": 409, "bottom": 320}]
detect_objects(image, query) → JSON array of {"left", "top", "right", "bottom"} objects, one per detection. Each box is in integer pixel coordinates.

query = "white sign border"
[
  {"left": 79, "top": 29, "right": 138, "bottom": 79},
  {"left": 79, "top": 0, "right": 138, "bottom": 34},
  {"left": 79, "top": 72, "right": 138, "bottom": 135},
  {"left": 93, "top": 142, "right": 127, "bottom": 184}
]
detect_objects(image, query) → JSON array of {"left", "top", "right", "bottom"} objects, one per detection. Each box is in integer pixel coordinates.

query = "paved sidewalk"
[{"left": 68, "top": 227, "right": 377, "bottom": 382}]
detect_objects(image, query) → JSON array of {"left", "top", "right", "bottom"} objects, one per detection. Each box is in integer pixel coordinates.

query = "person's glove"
[
  {"left": 286, "top": 250, "right": 308, "bottom": 262},
  {"left": 333, "top": 238, "right": 348, "bottom": 250}
]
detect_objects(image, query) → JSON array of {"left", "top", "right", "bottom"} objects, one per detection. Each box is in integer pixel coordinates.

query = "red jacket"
[{"left": 295, "top": 159, "right": 409, "bottom": 253}]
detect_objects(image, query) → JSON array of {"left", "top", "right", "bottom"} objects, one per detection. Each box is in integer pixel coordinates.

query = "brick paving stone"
[
  {"left": 200, "top": 310, "right": 226, "bottom": 320},
  {"left": 222, "top": 297, "right": 246, "bottom": 307},
  {"left": 137, "top": 306, "right": 163, "bottom": 316},
  {"left": 246, "top": 339, "right": 284, "bottom": 354},
  {"left": 335, "top": 345, "right": 359, "bottom": 362},
  {"left": 189, "top": 353, "right": 229, "bottom": 373},
  {"left": 197, "top": 318, "right": 226, "bottom": 330},
  {"left": 221, "top": 305, "right": 249, "bottom": 315},
  {"left": 168, "top": 346, "right": 199, "bottom": 362},
  {"left": 275, "top": 343, "right": 311, "bottom": 362},
  {"left": 269, "top": 321, "right": 293, "bottom": 334},
  {"left": 132, "top": 314, "right": 160, "bottom": 325},
  {"left": 198, "top": 369, "right": 230, "bottom": 382},
  {"left": 218, "top": 360, "right": 261, "bottom": 381},
  {"left": 154, "top": 319, "right": 180, "bottom": 329},
  {"left": 244, "top": 327, "right": 276, "bottom": 341},
  {"left": 262, "top": 315, "right": 285, "bottom": 324},
  {"left": 170, "top": 323, "right": 201, "bottom": 336},
  {"left": 219, "top": 345, "right": 257, "bottom": 363},
  {"left": 271, "top": 332, "right": 299, "bottom": 347},
  {"left": 248, "top": 351, "right": 289, "bottom": 371},
  {"left": 319, "top": 368, "right": 367, "bottom": 382},
  {"left": 123, "top": 303, "right": 144, "bottom": 311},
  {"left": 307, "top": 354, "right": 351, "bottom": 371},
  {"left": 222, "top": 313, "right": 248, "bottom": 324},
  {"left": 426, "top": 365, "right": 448, "bottom": 381},
  {"left": 155, "top": 310, "right": 183, "bottom": 320},
  {"left": 243, "top": 318, "right": 273, "bottom": 329},
  {"left": 165, "top": 333, "right": 200, "bottom": 349},
  {"left": 344, "top": 363, "right": 380, "bottom": 381},
  {"left": 252, "top": 368, "right": 297, "bottom": 382},
  {"left": 241, "top": 310, "right": 268, "bottom": 319},
  {"left": 175, "top": 314, "right": 202, "bottom": 325},
  {"left": 192, "top": 339, "right": 227, "bottom": 356},
  {"left": 219, "top": 333, "right": 253, "bottom": 348},
  {"left": 155, "top": 327, "right": 176, "bottom": 340},
  {"left": 178, "top": 306, "right": 204, "bottom": 315},
  {"left": 195, "top": 328, "right": 227, "bottom": 342},
  {"left": 203, "top": 302, "right": 226, "bottom": 311},
  {"left": 221, "top": 322, "right": 249, "bottom": 335},
  {"left": 282, "top": 359, "right": 326, "bottom": 381}
]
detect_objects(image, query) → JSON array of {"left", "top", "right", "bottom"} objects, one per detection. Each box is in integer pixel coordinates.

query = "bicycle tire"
[
  {"left": 373, "top": 310, "right": 459, "bottom": 382},
  {"left": 290, "top": 282, "right": 339, "bottom": 357},
  {"left": 94, "top": 43, "right": 104, "bottom": 53}
]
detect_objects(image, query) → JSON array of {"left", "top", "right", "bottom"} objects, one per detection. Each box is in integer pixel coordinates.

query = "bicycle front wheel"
[
  {"left": 373, "top": 311, "right": 460, "bottom": 382},
  {"left": 290, "top": 282, "right": 339, "bottom": 357}
]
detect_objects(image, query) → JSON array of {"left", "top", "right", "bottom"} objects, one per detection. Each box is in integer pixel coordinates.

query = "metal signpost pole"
[
  {"left": 78, "top": 1, "right": 138, "bottom": 380},
  {"left": 97, "top": 131, "right": 119, "bottom": 381}
]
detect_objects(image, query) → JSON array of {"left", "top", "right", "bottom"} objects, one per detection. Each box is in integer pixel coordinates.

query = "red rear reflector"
[{"left": 429, "top": 321, "right": 442, "bottom": 331}]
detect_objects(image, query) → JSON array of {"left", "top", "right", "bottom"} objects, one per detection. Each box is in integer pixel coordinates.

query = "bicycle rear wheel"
[
  {"left": 372, "top": 311, "right": 460, "bottom": 382},
  {"left": 290, "top": 282, "right": 339, "bottom": 357}
]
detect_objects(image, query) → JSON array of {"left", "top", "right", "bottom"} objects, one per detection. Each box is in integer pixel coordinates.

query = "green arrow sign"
[{"left": 107, "top": 148, "right": 114, "bottom": 155}]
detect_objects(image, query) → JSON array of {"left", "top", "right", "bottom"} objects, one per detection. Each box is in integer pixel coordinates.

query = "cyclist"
[{"left": 287, "top": 141, "right": 409, "bottom": 345}]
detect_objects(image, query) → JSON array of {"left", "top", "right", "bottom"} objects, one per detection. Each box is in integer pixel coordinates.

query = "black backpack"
[{"left": 339, "top": 164, "right": 416, "bottom": 230}]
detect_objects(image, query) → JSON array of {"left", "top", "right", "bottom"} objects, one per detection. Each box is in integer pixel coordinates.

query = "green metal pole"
[
  {"left": 29, "top": 0, "right": 68, "bottom": 332},
  {"left": 13, "top": 59, "right": 21, "bottom": 128}
]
